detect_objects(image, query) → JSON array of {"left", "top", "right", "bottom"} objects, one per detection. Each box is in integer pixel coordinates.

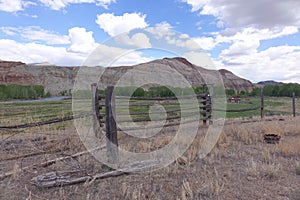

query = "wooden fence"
[
  {"left": 91, "top": 86, "right": 300, "bottom": 164},
  {"left": 91, "top": 84, "right": 212, "bottom": 164}
]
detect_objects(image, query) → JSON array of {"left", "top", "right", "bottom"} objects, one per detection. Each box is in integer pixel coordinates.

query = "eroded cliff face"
[
  {"left": 0, "top": 58, "right": 254, "bottom": 95},
  {"left": 98, "top": 58, "right": 254, "bottom": 92},
  {"left": 0, "top": 61, "right": 78, "bottom": 95}
]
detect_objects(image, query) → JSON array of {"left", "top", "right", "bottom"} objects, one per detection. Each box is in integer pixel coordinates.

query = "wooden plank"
[
  {"left": 292, "top": 92, "right": 296, "bottom": 117},
  {"left": 91, "top": 83, "right": 101, "bottom": 138},
  {"left": 105, "top": 86, "right": 119, "bottom": 165},
  {"left": 261, "top": 88, "right": 264, "bottom": 119}
]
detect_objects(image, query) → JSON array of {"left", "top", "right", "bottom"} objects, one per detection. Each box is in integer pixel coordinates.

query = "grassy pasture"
[{"left": 0, "top": 96, "right": 298, "bottom": 132}]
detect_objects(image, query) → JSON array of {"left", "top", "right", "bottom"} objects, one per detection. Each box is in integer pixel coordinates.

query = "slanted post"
[
  {"left": 202, "top": 84, "right": 207, "bottom": 126},
  {"left": 260, "top": 88, "right": 264, "bottom": 119},
  {"left": 91, "top": 83, "right": 101, "bottom": 138},
  {"left": 105, "top": 86, "right": 119, "bottom": 164},
  {"left": 292, "top": 92, "right": 296, "bottom": 117}
]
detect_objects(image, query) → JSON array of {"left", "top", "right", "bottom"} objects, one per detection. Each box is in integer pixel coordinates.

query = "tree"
[{"left": 226, "top": 89, "right": 235, "bottom": 96}]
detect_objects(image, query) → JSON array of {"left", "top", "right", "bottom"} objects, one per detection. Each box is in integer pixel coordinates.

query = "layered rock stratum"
[{"left": 0, "top": 57, "right": 254, "bottom": 95}]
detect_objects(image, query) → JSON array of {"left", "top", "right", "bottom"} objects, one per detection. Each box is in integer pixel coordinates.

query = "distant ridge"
[
  {"left": 257, "top": 80, "right": 284, "bottom": 86},
  {"left": 28, "top": 62, "right": 56, "bottom": 66}
]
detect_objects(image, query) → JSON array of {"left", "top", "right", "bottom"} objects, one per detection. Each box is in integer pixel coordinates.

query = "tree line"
[
  {"left": 72, "top": 83, "right": 300, "bottom": 99},
  {"left": 226, "top": 83, "right": 300, "bottom": 97},
  {"left": 0, "top": 84, "right": 50, "bottom": 100},
  {"left": 72, "top": 86, "right": 210, "bottom": 99},
  {"left": 114, "top": 86, "right": 211, "bottom": 97}
]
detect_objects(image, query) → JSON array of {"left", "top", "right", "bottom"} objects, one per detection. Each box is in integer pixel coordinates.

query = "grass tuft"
[{"left": 295, "top": 163, "right": 300, "bottom": 175}]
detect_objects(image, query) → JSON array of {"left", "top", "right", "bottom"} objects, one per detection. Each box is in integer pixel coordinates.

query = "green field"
[
  {"left": 0, "top": 100, "right": 73, "bottom": 133},
  {"left": 0, "top": 96, "right": 298, "bottom": 133},
  {"left": 224, "top": 97, "right": 296, "bottom": 118}
]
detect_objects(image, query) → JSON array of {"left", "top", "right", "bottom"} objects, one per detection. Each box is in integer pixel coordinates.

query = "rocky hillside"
[{"left": 0, "top": 58, "right": 254, "bottom": 95}]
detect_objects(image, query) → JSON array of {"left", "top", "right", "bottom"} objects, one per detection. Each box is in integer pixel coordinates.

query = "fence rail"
[
  {"left": 117, "top": 116, "right": 211, "bottom": 132},
  {"left": 0, "top": 113, "right": 92, "bottom": 130},
  {"left": 213, "top": 106, "right": 261, "bottom": 113},
  {"left": 114, "top": 93, "right": 207, "bottom": 100}
]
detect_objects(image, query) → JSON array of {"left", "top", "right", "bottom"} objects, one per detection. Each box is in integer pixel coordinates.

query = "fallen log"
[{"left": 31, "top": 159, "right": 159, "bottom": 188}]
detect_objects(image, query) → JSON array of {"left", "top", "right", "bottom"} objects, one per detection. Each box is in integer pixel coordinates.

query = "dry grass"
[
  {"left": 261, "top": 163, "right": 281, "bottom": 179},
  {"left": 1, "top": 116, "right": 300, "bottom": 199},
  {"left": 295, "top": 163, "right": 300, "bottom": 175},
  {"left": 275, "top": 140, "right": 300, "bottom": 156}
]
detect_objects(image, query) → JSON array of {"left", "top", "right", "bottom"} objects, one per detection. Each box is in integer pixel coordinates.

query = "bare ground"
[{"left": 0, "top": 116, "right": 300, "bottom": 200}]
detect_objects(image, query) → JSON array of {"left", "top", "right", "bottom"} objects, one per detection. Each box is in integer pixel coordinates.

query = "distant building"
[{"left": 228, "top": 97, "right": 241, "bottom": 103}]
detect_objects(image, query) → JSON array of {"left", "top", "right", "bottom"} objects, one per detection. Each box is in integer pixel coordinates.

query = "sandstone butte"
[{"left": 0, "top": 57, "right": 254, "bottom": 96}]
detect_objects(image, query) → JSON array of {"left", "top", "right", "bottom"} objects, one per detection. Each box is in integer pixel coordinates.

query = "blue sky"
[{"left": 0, "top": 0, "right": 300, "bottom": 83}]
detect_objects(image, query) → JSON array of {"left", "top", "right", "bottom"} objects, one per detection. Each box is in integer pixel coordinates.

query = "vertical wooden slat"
[
  {"left": 260, "top": 88, "right": 264, "bottom": 119},
  {"left": 292, "top": 92, "right": 296, "bottom": 117},
  {"left": 105, "top": 86, "right": 119, "bottom": 164},
  {"left": 91, "top": 83, "right": 101, "bottom": 138}
]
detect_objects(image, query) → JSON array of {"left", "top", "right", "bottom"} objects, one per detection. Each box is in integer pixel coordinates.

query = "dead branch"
[{"left": 0, "top": 145, "right": 105, "bottom": 180}]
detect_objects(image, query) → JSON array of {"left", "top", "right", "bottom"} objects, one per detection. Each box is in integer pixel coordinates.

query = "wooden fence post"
[
  {"left": 202, "top": 84, "right": 207, "bottom": 126},
  {"left": 292, "top": 92, "right": 296, "bottom": 117},
  {"left": 91, "top": 83, "right": 101, "bottom": 138},
  {"left": 260, "top": 88, "right": 264, "bottom": 119},
  {"left": 105, "top": 86, "right": 119, "bottom": 164},
  {"left": 209, "top": 85, "right": 214, "bottom": 124}
]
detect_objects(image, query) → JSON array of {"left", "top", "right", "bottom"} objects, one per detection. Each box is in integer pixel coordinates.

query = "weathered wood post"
[
  {"left": 105, "top": 86, "right": 119, "bottom": 164},
  {"left": 292, "top": 92, "right": 296, "bottom": 117},
  {"left": 209, "top": 85, "right": 214, "bottom": 125},
  {"left": 260, "top": 88, "right": 264, "bottom": 119},
  {"left": 202, "top": 84, "right": 207, "bottom": 125},
  {"left": 91, "top": 83, "right": 101, "bottom": 138}
]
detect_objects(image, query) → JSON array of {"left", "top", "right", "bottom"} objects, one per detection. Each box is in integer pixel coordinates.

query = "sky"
[{"left": 0, "top": 0, "right": 300, "bottom": 83}]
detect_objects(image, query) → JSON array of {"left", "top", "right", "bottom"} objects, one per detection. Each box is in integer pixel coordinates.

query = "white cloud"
[
  {"left": 0, "top": 26, "right": 70, "bottom": 45},
  {"left": 216, "top": 45, "right": 300, "bottom": 83},
  {"left": 114, "top": 33, "right": 151, "bottom": 48},
  {"left": 0, "top": 0, "right": 34, "bottom": 12},
  {"left": 67, "top": 27, "right": 98, "bottom": 54},
  {"left": 220, "top": 39, "right": 259, "bottom": 57},
  {"left": 183, "top": 51, "right": 214, "bottom": 69},
  {"left": 0, "top": 37, "right": 152, "bottom": 67},
  {"left": 0, "top": 26, "right": 101, "bottom": 66},
  {"left": 0, "top": 39, "right": 85, "bottom": 65},
  {"left": 84, "top": 44, "right": 153, "bottom": 67},
  {"left": 1, "top": 26, "right": 98, "bottom": 54},
  {"left": 96, "top": 12, "right": 148, "bottom": 36},
  {"left": 182, "top": 0, "right": 300, "bottom": 28},
  {"left": 146, "top": 22, "right": 174, "bottom": 39},
  {"left": 181, "top": 0, "right": 207, "bottom": 12},
  {"left": 39, "top": 0, "right": 115, "bottom": 10},
  {"left": 214, "top": 26, "right": 300, "bottom": 82},
  {"left": 146, "top": 22, "right": 204, "bottom": 51},
  {"left": 193, "top": 36, "right": 216, "bottom": 50},
  {"left": 216, "top": 26, "right": 299, "bottom": 44}
]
